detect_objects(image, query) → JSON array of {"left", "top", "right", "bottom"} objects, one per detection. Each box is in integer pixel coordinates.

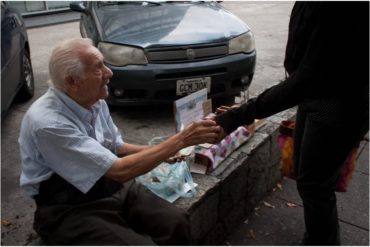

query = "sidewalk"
[
  {"left": 23, "top": 10, "right": 80, "bottom": 29},
  {"left": 225, "top": 136, "right": 369, "bottom": 245}
]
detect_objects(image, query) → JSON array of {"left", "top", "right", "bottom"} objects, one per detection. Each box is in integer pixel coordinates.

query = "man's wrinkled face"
[{"left": 76, "top": 46, "right": 113, "bottom": 108}]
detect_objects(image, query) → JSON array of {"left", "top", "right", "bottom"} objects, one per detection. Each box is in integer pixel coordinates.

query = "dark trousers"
[
  {"left": 34, "top": 180, "right": 191, "bottom": 245},
  {"left": 293, "top": 107, "right": 365, "bottom": 245}
]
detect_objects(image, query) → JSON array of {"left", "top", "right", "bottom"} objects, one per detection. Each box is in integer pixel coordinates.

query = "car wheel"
[{"left": 17, "top": 49, "right": 35, "bottom": 101}]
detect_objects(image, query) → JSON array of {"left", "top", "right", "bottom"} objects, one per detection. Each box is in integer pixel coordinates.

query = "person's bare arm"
[
  {"left": 117, "top": 141, "right": 185, "bottom": 163},
  {"left": 105, "top": 119, "right": 221, "bottom": 183},
  {"left": 116, "top": 143, "right": 148, "bottom": 157}
]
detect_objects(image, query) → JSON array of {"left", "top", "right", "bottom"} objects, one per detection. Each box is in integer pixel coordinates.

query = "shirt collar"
[{"left": 50, "top": 87, "right": 101, "bottom": 124}]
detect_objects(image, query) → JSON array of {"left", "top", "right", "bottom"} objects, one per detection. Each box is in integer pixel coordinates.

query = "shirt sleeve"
[{"left": 35, "top": 125, "right": 118, "bottom": 194}]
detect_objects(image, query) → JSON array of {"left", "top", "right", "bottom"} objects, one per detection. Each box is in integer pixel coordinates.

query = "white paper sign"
[{"left": 174, "top": 88, "right": 208, "bottom": 132}]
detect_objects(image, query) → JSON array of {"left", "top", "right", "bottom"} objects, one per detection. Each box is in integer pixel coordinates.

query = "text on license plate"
[{"left": 176, "top": 77, "right": 211, "bottom": 96}]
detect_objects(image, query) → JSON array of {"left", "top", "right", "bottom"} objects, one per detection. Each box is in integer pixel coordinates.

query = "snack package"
[{"left": 194, "top": 126, "right": 251, "bottom": 171}]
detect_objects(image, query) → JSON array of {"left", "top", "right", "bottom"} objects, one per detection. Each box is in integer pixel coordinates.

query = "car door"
[{"left": 1, "top": 1, "right": 23, "bottom": 113}]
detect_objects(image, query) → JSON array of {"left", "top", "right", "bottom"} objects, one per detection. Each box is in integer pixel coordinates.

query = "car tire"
[{"left": 17, "top": 49, "right": 35, "bottom": 101}]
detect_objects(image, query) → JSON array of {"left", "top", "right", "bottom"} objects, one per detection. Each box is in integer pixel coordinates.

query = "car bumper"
[{"left": 106, "top": 52, "right": 256, "bottom": 106}]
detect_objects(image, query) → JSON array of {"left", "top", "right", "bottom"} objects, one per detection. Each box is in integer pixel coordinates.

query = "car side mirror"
[{"left": 70, "top": 2, "right": 90, "bottom": 15}]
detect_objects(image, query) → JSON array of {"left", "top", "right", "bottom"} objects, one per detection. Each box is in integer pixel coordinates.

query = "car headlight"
[
  {"left": 228, "top": 31, "right": 255, "bottom": 54},
  {"left": 97, "top": 42, "right": 148, "bottom": 66}
]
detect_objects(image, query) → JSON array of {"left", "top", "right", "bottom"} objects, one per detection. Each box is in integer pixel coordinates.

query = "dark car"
[
  {"left": 70, "top": 1, "right": 256, "bottom": 106},
  {"left": 1, "top": 1, "right": 34, "bottom": 115}
]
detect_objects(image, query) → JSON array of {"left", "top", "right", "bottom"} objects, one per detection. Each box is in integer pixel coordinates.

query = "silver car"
[
  {"left": 71, "top": 1, "right": 256, "bottom": 106},
  {"left": 1, "top": 1, "right": 34, "bottom": 116}
]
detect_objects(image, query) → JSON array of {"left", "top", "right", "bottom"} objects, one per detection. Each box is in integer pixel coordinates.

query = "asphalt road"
[{"left": 1, "top": 2, "right": 294, "bottom": 245}]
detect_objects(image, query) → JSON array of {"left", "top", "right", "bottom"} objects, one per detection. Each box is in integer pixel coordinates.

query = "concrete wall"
[{"left": 174, "top": 108, "right": 297, "bottom": 245}]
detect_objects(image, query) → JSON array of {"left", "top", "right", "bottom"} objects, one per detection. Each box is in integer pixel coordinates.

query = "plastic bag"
[
  {"left": 136, "top": 161, "right": 196, "bottom": 202},
  {"left": 277, "top": 120, "right": 295, "bottom": 179},
  {"left": 136, "top": 136, "right": 196, "bottom": 202},
  {"left": 336, "top": 148, "right": 357, "bottom": 192},
  {"left": 277, "top": 120, "right": 358, "bottom": 192}
]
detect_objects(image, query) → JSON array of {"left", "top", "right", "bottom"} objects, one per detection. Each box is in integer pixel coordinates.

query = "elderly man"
[{"left": 19, "top": 38, "right": 221, "bottom": 245}]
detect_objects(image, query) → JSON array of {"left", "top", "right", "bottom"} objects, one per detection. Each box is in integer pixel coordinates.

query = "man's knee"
[{"left": 155, "top": 208, "right": 191, "bottom": 245}]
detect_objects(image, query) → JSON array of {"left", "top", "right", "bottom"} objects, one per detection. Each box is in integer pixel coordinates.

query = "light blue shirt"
[{"left": 19, "top": 87, "right": 124, "bottom": 197}]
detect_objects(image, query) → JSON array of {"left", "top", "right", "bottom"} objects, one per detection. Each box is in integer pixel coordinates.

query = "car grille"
[
  {"left": 155, "top": 67, "right": 226, "bottom": 80},
  {"left": 146, "top": 44, "right": 228, "bottom": 63}
]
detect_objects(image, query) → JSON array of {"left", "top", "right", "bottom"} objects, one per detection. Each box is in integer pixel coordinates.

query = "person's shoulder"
[
  {"left": 23, "top": 89, "right": 67, "bottom": 129},
  {"left": 313, "top": 2, "right": 365, "bottom": 15}
]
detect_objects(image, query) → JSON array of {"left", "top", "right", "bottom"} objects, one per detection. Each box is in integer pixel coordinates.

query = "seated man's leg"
[
  {"left": 123, "top": 182, "right": 191, "bottom": 245},
  {"left": 34, "top": 194, "right": 156, "bottom": 245}
]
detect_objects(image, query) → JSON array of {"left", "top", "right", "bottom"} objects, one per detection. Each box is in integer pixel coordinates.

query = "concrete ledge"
[
  {"left": 28, "top": 108, "right": 297, "bottom": 245},
  {"left": 174, "top": 107, "right": 297, "bottom": 245}
]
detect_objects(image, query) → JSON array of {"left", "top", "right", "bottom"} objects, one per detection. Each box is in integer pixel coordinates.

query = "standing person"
[
  {"left": 19, "top": 38, "right": 221, "bottom": 245},
  {"left": 215, "top": 2, "right": 369, "bottom": 245}
]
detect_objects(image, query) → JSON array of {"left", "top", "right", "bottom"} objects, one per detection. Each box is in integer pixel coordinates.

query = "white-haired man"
[{"left": 19, "top": 38, "right": 221, "bottom": 245}]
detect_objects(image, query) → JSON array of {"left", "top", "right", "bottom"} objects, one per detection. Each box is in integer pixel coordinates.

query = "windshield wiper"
[
  {"left": 143, "top": 1, "right": 162, "bottom": 6},
  {"left": 99, "top": 1, "right": 161, "bottom": 7}
]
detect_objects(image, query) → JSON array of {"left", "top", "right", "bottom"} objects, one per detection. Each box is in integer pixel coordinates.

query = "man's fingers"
[
  {"left": 181, "top": 119, "right": 225, "bottom": 146},
  {"left": 193, "top": 120, "right": 222, "bottom": 137},
  {"left": 195, "top": 119, "right": 217, "bottom": 127},
  {"left": 166, "top": 157, "right": 176, "bottom": 164}
]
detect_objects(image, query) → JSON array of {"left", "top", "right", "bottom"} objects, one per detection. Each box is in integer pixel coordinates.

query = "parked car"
[
  {"left": 70, "top": 1, "right": 256, "bottom": 106},
  {"left": 1, "top": 1, "right": 34, "bottom": 115}
]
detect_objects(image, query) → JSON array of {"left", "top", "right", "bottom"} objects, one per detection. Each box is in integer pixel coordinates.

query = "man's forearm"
[
  {"left": 106, "top": 133, "right": 184, "bottom": 183},
  {"left": 117, "top": 143, "right": 148, "bottom": 157}
]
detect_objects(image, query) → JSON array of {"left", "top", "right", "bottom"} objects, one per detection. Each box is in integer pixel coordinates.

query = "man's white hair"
[{"left": 48, "top": 38, "right": 94, "bottom": 92}]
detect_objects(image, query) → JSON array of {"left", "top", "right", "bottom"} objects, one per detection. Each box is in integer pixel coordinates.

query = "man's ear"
[{"left": 65, "top": 75, "right": 78, "bottom": 91}]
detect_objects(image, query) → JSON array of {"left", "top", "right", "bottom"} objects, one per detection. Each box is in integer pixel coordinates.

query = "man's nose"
[{"left": 104, "top": 64, "right": 113, "bottom": 78}]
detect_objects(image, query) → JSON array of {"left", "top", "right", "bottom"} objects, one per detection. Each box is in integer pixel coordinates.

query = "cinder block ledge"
[{"left": 174, "top": 107, "right": 297, "bottom": 245}]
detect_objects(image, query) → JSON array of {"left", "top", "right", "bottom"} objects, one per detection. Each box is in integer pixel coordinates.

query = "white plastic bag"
[
  {"left": 136, "top": 137, "right": 197, "bottom": 203},
  {"left": 136, "top": 161, "right": 196, "bottom": 203}
]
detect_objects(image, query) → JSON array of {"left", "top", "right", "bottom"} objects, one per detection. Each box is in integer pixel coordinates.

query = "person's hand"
[
  {"left": 215, "top": 105, "right": 231, "bottom": 114},
  {"left": 202, "top": 114, "right": 227, "bottom": 143},
  {"left": 215, "top": 104, "right": 240, "bottom": 114},
  {"left": 179, "top": 119, "right": 221, "bottom": 146}
]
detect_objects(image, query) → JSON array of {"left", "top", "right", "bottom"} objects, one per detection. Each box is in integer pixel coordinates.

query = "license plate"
[{"left": 176, "top": 77, "right": 211, "bottom": 96}]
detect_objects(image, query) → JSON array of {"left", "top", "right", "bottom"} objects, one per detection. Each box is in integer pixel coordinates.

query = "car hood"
[{"left": 94, "top": 2, "right": 249, "bottom": 48}]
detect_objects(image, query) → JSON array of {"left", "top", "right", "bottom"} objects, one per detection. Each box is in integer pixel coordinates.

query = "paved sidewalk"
[
  {"left": 24, "top": 10, "right": 80, "bottom": 29},
  {"left": 225, "top": 137, "right": 369, "bottom": 245}
]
